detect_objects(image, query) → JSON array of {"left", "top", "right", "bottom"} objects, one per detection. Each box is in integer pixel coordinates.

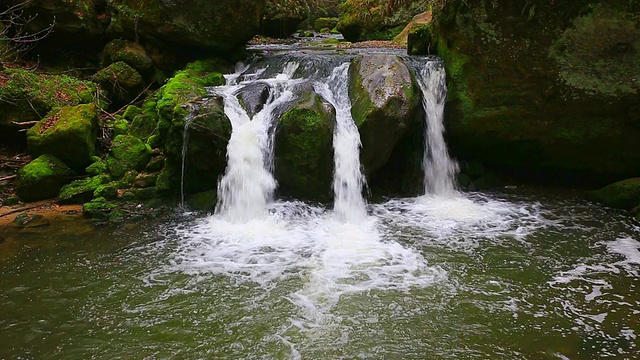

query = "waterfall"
[
  {"left": 416, "top": 60, "right": 458, "bottom": 196},
  {"left": 314, "top": 63, "right": 367, "bottom": 222},
  {"left": 213, "top": 62, "right": 300, "bottom": 222}
]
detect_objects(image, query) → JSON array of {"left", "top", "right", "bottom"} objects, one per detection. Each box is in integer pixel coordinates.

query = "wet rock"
[
  {"left": 349, "top": 54, "right": 420, "bottom": 175},
  {"left": 58, "top": 175, "right": 112, "bottom": 204},
  {"left": 27, "top": 104, "right": 99, "bottom": 171},
  {"left": 237, "top": 83, "right": 270, "bottom": 118},
  {"left": 275, "top": 89, "right": 335, "bottom": 201},
  {"left": 429, "top": 0, "right": 640, "bottom": 183},
  {"left": 589, "top": 178, "right": 640, "bottom": 210},
  {"left": 15, "top": 155, "right": 74, "bottom": 202}
]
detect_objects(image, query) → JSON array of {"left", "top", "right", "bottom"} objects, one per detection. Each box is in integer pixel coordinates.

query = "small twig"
[
  {"left": 0, "top": 204, "right": 42, "bottom": 218},
  {"left": 11, "top": 120, "right": 38, "bottom": 127},
  {"left": 0, "top": 175, "right": 17, "bottom": 182}
]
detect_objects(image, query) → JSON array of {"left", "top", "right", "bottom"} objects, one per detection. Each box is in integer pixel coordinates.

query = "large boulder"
[
  {"left": 15, "top": 154, "right": 74, "bottom": 202},
  {"left": 106, "top": 0, "right": 264, "bottom": 53},
  {"left": 0, "top": 68, "right": 99, "bottom": 128},
  {"left": 275, "top": 89, "right": 335, "bottom": 201},
  {"left": 154, "top": 60, "right": 228, "bottom": 194},
  {"left": 27, "top": 104, "right": 99, "bottom": 170},
  {"left": 173, "top": 97, "right": 232, "bottom": 194},
  {"left": 92, "top": 61, "right": 144, "bottom": 105},
  {"left": 349, "top": 54, "right": 420, "bottom": 175},
  {"left": 429, "top": 0, "right": 640, "bottom": 184}
]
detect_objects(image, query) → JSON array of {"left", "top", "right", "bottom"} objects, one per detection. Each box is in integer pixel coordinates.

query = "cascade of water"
[
  {"left": 180, "top": 107, "right": 198, "bottom": 208},
  {"left": 416, "top": 60, "right": 458, "bottom": 196},
  {"left": 314, "top": 63, "right": 367, "bottom": 222},
  {"left": 213, "top": 62, "right": 300, "bottom": 222}
]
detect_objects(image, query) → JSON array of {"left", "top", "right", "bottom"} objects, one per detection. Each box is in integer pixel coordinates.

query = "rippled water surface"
[{"left": 1, "top": 188, "right": 639, "bottom": 359}]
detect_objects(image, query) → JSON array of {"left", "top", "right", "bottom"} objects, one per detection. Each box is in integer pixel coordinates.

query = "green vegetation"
[
  {"left": 107, "top": 135, "right": 152, "bottom": 178},
  {"left": 15, "top": 155, "right": 74, "bottom": 202},
  {"left": 590, "top": 178, "right": 640, "bottom": 210}
]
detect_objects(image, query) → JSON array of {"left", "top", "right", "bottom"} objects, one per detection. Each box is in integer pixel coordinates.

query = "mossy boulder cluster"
[{"left": 419, "top": 0, "right": 640, "bottom": 184}]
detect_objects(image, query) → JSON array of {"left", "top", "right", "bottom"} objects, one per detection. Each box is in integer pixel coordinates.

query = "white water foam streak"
[
  {"left": 314, "top": 63, "right": 367, "bottom": 222},
  {"left": 213, "top": 63, "right": 300, "bottom": 222},
  {"left": 416, "top": 61, "right": 458, "bottom": 196}
]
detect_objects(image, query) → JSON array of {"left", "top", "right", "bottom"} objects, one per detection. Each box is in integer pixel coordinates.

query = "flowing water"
[{"left": 1, "top": 52, "right": 639, "bottom": 359}]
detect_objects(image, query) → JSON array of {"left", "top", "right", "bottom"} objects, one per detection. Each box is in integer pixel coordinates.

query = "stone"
[
  {"left": 107, "top": 135, "right": 152, "bottom": 177},
  {"left": 57, "top": 175, "right": 111, "bottom": 204},
  {"left": 27, "top": 104, "right": 99, "bottom": 170},
  {"left": 103, "top": 40, "right": 153, "bottom": 72},
  {"left": 275, "top": 89, "right": 335, "bottom": 201},
  {"left": 429, "top": 0, "right": 640, "bottom": 182},
  {"left": 349, "top": 54, "right": 420, "bottom": 175},
  {"left": 15, "top": 155, "right": 74, "bottom": 202}
]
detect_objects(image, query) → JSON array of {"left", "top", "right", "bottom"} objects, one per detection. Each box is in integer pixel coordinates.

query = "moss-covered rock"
[
  {"left": 0, "top": 68, "right": 99, "bottom": 127},
  {"left": 57, "top": 175, "right": 111, "bottom": 204},
  {"left": 429, "top": 0, "right": 640, "bottom": 184},
  {"left": 314, "top": 17, "right": 339, "bottom": 32},
  {"left": 107, "top": 135, "right": 152, "bottom": 177},
  {"left": 86, "top": 156, "right": 108, "bottom": 175},
  {"left": 395, "top": 11, "right": 433, "bottom": 49},
  {"left": 155, "top": 60, "right": 228, "bottom": 194},
  {"left": 103, "top": 39, "right": 153, "bottom": 72},
  {"left": 106, "top": 0, "right": 264, "bottom": 53},
  {"left": 15, "top": 155, "right": 74, "bottom": 202},
  {"left": 82, "top": 197, "right": 117, "bottom": 220},
  {"left": 94, "top": 183, "right": 119, "bottom": 200},
  {"left": 275, "top": 89, "right": 335, "bottom": 201},
  {"left": 349, "top": 54, "right": 420, "bottom": 175},
  {"left": 336, "top": 0, "right": 422, "bottom": 42},
  {"left": 93, "top": 61, "right": 144, "bottom": 105},
  {"left": 27, "top": 104, "right": 99, "bottom": 170},
  {"left": 262, "top": 0, "right": 306, "bottom": 38},
  {"left": 589, "top": 178, "right": 640, "bottom": 210},
  {"left": 129, "top": 114, "right": 157, "bottom": 141},
  {"left": 123, "top": 105, "right": 143, "bottom": 121}
]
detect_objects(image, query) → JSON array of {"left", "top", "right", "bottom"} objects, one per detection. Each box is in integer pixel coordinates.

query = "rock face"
[
  {"left": 27, "top": 104, "right": 99, "bottom": 170},
  {"left": 16, "top": 155, "right": 74, "bottom": 202},
  {"left": 106, "top": 0, "right": 264, "bottom": 53},
  {"left": 349, "top": 54, "right": 420, "bottom": 175},
  {"left": 275, "top": 89, "right": 335, "bottom": 200},
  {"left": 429, "top": 0, "right": 640, "bottom": 184},
  {"left": 261, "top": 0, "right": 306, "bottom": 38}
]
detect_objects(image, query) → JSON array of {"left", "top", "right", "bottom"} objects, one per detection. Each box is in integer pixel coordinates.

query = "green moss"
[
  {"left": 103, "top": 39, "right": 153, "bottom": 71},
  {"left": 146, "top": 134, "right": 162, "bottom": 149},
  {"left": 27, "top": 104, "right": 99, "bottom": 170},
  {"left": 0, "top": 68, "right": 99, "bottom": 126},
  {"left": 123, "top": 105, "right": 143, "bottom": 121},
  {"left": 113, "top": 118, "right": 129, "bottom": 136},
  {"left": 146, "top": 155, "right": 165, "bottom": 172},
  {"left": 16, "top": 155, "right": 74, "bottom": 202},
  {"left": 275, "top": 93, "right": 334, "bottom": 200},
  {"left": 549, "top": 5, "right": 640, "bottom": 96},
  {"left": 82, "top": 197, "right": 117, "bottom": 220},
  {"left": 86, "top": 156, "right": 107, "bottom": 175},
  {"left": 94, "top": 183, "right": 119, "bottom": 200},
  {"left": 314, "top": 17, "right": 339, "bottom": 31},
  {"left": 58, "top": 175, "right": 111, "bottom": 204},
  {"left": 130, "top": 114, "right": 157, "bottom": 141},
  {"left": 107, "top": 135, "right": 152, "bottom": 177},
  {"left": 436, "top": 36, "right": 473, "bottom": 119},
  {"left": 93, "top": 61, "right": 143, "bottom": 89},
  {"left": 589, "top": 178, "right": 640, "bottom": 210}
]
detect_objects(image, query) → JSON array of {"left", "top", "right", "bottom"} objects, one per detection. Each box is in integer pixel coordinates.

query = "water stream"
[{"left": 1, "top": 50, "right": 639, "bottom": 359}]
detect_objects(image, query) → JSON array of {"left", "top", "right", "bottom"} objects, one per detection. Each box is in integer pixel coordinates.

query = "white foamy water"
[
  {"left": 416, "top": 60, "right": 458, "bottom": 196},
  {"left": 373, "top": 192, "right": 547, "bottom": 250},
  {"left": 314, "top": 63, "right": 367, "bottom": 222},
  {"left": 173, "top": 201, "right": 445, "bottom": 327},
  {"left": 213, "top": 62, "right": 300, "bottom": 222}
]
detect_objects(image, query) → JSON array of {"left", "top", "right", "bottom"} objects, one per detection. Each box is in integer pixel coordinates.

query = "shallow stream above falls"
[
  {"left": 2, "top": 45, "right": 640, "bottom": 359},
  {"left": 1, "top": 187, "right": 639, "bottom": 359}
]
